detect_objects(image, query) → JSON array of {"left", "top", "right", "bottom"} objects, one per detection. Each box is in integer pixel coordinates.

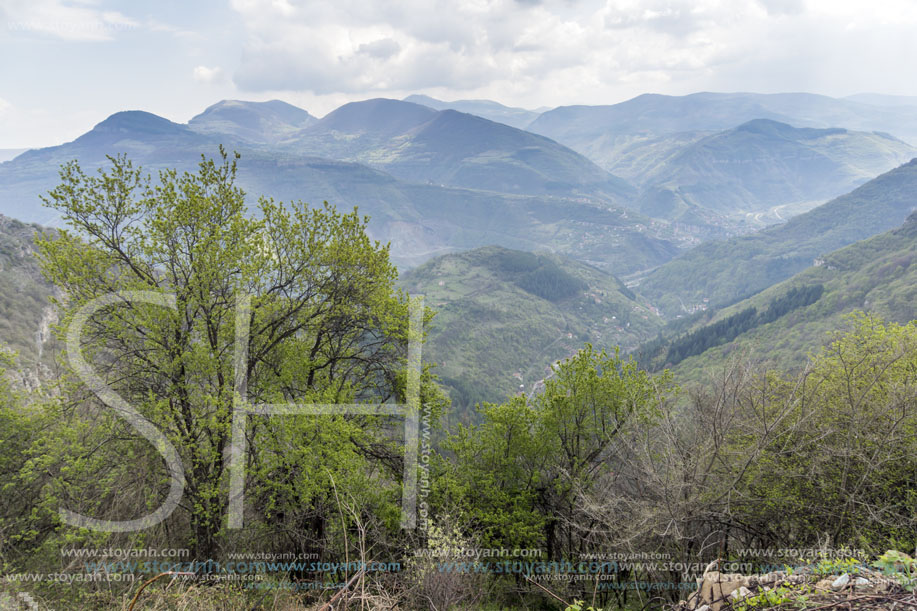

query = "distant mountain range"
[
  {"left": 529, "top": 92, "right": 917, "bottom": 155},
  {"left": 398, "top": 245, "right": 662, "bottom": 412},
  {"left": 629, "top": 119, "right": 915, "bottom": 223},
  {"left": 3, "top": 91, "right": 916, "bottom": 313},
  {"left": 402, "top": 94, "right": 543, "bottom": 130},
  {"left": 277, "top": 98, "right": 634, "bottom": 202},
  {"left": 636, "top": 158, "right": 917, "bottom": 316},
  {"left": 0, "top": 102, "right": 678, "bottom": 274},
  {"left": 402, "top": 92, "right": 917, "bottom": 226},
  {"left": 844, "top": 93, "right": 917, "bottom": 108}
]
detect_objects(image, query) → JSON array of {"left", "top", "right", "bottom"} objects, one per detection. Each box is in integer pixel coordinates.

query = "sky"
[{"left": 1, "top": 0, "right": 917, "bottom": 148}]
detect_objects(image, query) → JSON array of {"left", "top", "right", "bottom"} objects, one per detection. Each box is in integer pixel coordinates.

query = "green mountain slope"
[
  {"left": 632, "top": 119, "right": 915, "bottom": 220},
  {"left": 403, "top": 94, "right": 542, "bottom": 129},
  {"left": 398, "top": 246, "right": 663, "bottom": 413},
  {"left": 636, "top": 158, "right": 917, "bottom": 316},
  {"left": 646, "top": 212, "right": 917, "bottom": 383}
]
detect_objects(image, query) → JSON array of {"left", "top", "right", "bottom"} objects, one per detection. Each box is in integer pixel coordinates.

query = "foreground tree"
[
  {"left": 443, "top": 346, "right": 671, "bottom": 559},
  {"left": 36, "top": 149, "right": 431, "bottom": 561}
]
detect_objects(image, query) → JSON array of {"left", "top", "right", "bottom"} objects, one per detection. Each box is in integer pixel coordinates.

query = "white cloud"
[
  {"left": 0, "top": 97, "right": 11, "bottom": 114},
  {"left": 1, "top": 0, "right": 137, "bottom": 41},
  {"left": 224, "top": 0, "right": 917, "bottom": 107},
  {"left": 228, "top": 0, "right": 742, "bottom": 99},
  {"left": 193, "top": 65, "right": 225, "bottom": 84},
  {"left": 357, "top": 37, "right": 401, "bottom": 60}
]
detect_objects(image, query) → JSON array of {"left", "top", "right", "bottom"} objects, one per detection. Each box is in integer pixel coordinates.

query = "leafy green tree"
[
  {"left": 442, "top": 345, "right": 671, "bottom": 559},
  {"left": 535, "top": 345, "right": 669, "bottom": 559},
  {"left": 0, "top": 348, "right": 30, "bottom": 564},
  {"left": 441, "top": 396, "right": 545, "bottom": 550},
  {"left": 36, "top": 149, "right": 433, "bottom": 561},
  {"left": 737, "top": 313, "right": 917, "bottom": 550}
]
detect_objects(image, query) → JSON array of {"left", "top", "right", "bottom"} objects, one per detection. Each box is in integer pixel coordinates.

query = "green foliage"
[
  {"left": 729, "top": 314, "right": 917, "bottom": 552},
  {"left": 28, "top": 149, "right": 431, "bottom": 563},
  {"left": 441, "top": 344, "right": 672, "bottom": 561},
  {"left": 873, "top": 550, "right": 917, "bottom": 591},
  {"left": 812, "top": 557, "right": 864, "bottom": 577},
  {"left": 734, "top": 583, "right": 814, "bottom": 610},
  {"left": 565, "top": 601, "right": 603, "bottom": 611}
]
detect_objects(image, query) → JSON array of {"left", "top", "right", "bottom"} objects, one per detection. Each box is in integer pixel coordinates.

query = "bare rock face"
[
  {"left": 688, "top": 572, "right": 749, "bottom": 611},
  {"left": 677, "top": 559, "right": 915, "bottom": 611}
]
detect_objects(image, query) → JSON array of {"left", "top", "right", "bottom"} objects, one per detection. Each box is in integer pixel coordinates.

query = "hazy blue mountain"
[
  {"left": 0, "top": 149, "right": 27, "bottom": 163},
  {"left": 284, "top": 98, "right": 635, "bottom": 202},
  {"left": 188, "top": 99, "right": 316, "bottom": 145},
  {"left": 635, "top": 158, "right": 917, "bottom": 316},
  {"left": 844, "top": 93, "right": 917, "bottom": 108},
  {"left": 403, "top": 94, "right": 543, "bottom": 129},
  {"left": 0, "top": 111, "right": 216, "bottom": 224},
  {"left": 631, "top": 119, "right": 915, "bottom": 221},
  {"left": 228, "top": 150, "right": 678, "bottom": 272},
  {"left": 0, "top": 108, "right": 679, "bottom": 274},
  {"left": 528, "top": 92, "right": 917, "bottom": 172},
  {"left": 398, "top": 245, "right": 662, "bottom": 413},
  {"left": 310, "top": 98, "right": 437, "bottom": 140}
]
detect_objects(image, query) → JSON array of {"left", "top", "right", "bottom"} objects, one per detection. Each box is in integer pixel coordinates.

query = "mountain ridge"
[
  {"left": 188, "top": 99, "right": 317, "bottom": 145},
  {"left": 636, "top": 157, "right": 917, "bottom": 316},
  {"left": 652, "top": 210, "right": 917, "bottom": 384},
  {"left": 402, "top": 94, "right": 542, "bottom": 129}
]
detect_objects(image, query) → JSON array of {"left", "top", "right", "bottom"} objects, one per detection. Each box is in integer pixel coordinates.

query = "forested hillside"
[
  {"left": 643, "top": 211, "right": 917, "bottom": 383},
  {"left": 637, "top": 157, "right": 917, "bottom": 316},
  {"left": 398, "top": 246, "right": 661, "bottom": 414}
]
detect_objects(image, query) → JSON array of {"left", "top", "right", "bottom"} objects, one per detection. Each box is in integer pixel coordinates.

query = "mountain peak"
[
  {"left": 90, "top": 111, "right": 188, "bottom": 136},
  {"left": 192, "top": 99, "right": 313, "bottom": 122},
  {"left": 312, "top": 98, "right": 437, "bottom": 135},
  {"left": 188, "top": 99, "right": 315, "bottom": 144},
  {"left": 403, "top": 94, "right": 441, "bottom": 107}
]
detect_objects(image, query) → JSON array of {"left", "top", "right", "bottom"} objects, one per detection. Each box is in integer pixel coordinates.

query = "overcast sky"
[{"left": 1, "top": 0, "right": 916, "bottom": 148}]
